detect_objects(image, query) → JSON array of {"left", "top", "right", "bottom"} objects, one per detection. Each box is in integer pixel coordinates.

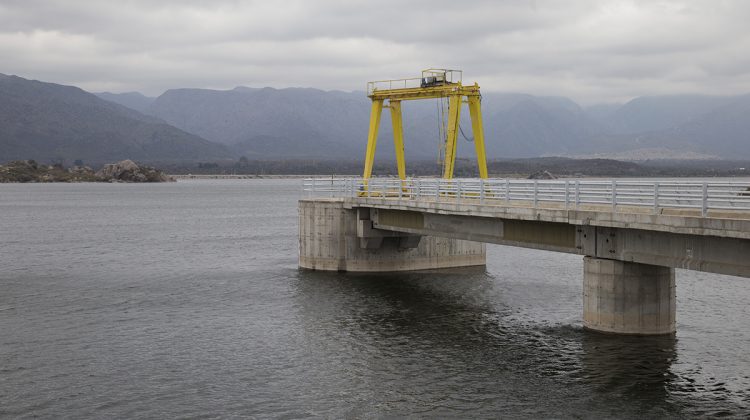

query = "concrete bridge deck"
[{"left": 299, "top": 177, "right": 750, "bottom": 335}]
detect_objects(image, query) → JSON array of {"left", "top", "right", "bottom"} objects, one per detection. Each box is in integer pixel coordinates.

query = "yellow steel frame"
[{"left": 362, "top": 78, "right": 488, "bottom": 180}]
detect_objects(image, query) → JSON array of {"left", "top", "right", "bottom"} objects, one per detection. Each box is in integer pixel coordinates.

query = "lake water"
[{"left": 1, "top": 179, "right": 748, "bottom": 418}]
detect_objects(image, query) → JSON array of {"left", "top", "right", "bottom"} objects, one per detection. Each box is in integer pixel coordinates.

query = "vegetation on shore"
[
  {"left": 0, "top": 159, "right": 174, "bottom": 183},
  {"left": 4, "top": 156, "right": 749, "bottom": 182},
  {"left": 155, "top": 157, "right": 750, "bottom": 178}
]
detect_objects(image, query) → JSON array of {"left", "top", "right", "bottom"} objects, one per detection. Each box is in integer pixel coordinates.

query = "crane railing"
[
  {"left": 366, "top": 78, "right": 424, "bottom": 95},
  {"left": 302, "top": 177, "right": 750, "bottom": 217}
]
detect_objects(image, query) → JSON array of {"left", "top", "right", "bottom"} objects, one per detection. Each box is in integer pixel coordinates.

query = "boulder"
[
  {"left": 95, "top": 160, "right": 174, "bottom": 183},
  {"left": 528, "top": 170, "right": 557, "bottom": 180}
]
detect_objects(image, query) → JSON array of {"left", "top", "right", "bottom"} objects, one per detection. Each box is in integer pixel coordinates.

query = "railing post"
[
  {"left": 457, "top": 179, "right": 462, "bottom": 200},
  {"left": 416, "top": 178, "right": 421, "bottom": 199},
  {"left": 311, "top": 178, "right": 315, "bottom": 198},
  {"left": 575, "top": 180, "right": 580, "bottom": 210},
  {"left": 611, "top": 180, "right": 617, "bottom": 212},
  {"left": 533, "top": 180, "right": 538, "bottom": 208},
  {"left": 505, "top": 179, "right": 510, "bottom": 203},
  {"left": 330, "top": 175, "right": 334, "bottom": 198},
  {"left": 398, "top": 179, "right": 403, "bottom": 200},
  {"left": 653, "top": 182, "right": 659, "bottom": 214},
  {"left": 436, "top": 179, "right": 441, "bottom": 200},
  {"left": 564, "top": 180, "right": 569, "bottom": 210},
  {"left": 702, "top": 183, "right": 708, "bottom": 217},
  {"left": 480, "top": 178, "right": 485, "bottom": 204}
]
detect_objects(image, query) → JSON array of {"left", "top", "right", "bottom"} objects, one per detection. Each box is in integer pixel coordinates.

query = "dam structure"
[
  {"left": 298, "top": 69, "right": 750, "bottom": 335},
  {"left": 299, "top": 177, "right": 750, "bottom": 335}
]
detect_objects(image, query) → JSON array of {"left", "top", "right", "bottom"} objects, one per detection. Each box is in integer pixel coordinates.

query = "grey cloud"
[{"left": 1, "top": 0, "right": 749, "bottom": 104}]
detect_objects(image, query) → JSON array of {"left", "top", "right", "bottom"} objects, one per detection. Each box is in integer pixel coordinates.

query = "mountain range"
[
  {"left": 0, "top": 74, "right": 229, "bottom": 164},
  {"left": 101, "top": 86, "right": 750, "bottom": 161},
  {"left": 1, "top": 72, "right": 749, "bottom": 165}
]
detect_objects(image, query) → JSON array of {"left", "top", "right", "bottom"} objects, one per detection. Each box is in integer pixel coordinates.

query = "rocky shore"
[{"left": 0, "top": 159, "right": 174, "bottom": 183}]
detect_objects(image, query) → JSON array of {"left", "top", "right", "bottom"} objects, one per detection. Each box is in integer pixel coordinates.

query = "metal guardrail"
[
  {"left": 366, "top": 78, "right": 423, "bottom": 95},
  {"left": 303, "top": 177, "right": 750, "bottom": 217},
  {"left": 366, "top": 70, "right": 463, "bottom": 96}
]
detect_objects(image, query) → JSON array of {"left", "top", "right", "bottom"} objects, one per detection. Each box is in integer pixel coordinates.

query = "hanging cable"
[{"left": 459, "top": 124, "right": 473, "bottom": 142}]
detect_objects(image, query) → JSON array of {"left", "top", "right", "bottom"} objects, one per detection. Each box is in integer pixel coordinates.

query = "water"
[{"left": 1, "top": 179, "right": 748, "bottom": 418}]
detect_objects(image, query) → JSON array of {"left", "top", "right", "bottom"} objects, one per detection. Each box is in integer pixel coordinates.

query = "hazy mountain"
[
  {"left": 0, "top": 74, "right": 229, "bottom": 164},
  {"left": 627, "top": 95, "right": 750, "bottom": 158},
  {"left": 95, "top": 91, "right": 155, "bottom": 114},
  {"left": 149, "top": 86, "right": 371, "bottom": 159},
  {"left": 480, "top": 93, "right": 605, "bottom": 157},
  {"left": 587, "top": 95, "right": 737, "bottom": 134},
  {"left": 146, "top": 87, "right": 605, "bottom": 160},
  {"left": 583, "top": 103, "right": 622, "bottom": 124},
  {"left": 20, "top": 75, "right": 750, "bottom": 162},
  {"left": 572, "top": 94, "right": 750, "bottom": 159}
]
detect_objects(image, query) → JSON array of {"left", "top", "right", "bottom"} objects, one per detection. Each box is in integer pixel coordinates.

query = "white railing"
[
  {"left": 366, "top": 78, "right": 423, "bottom": 95},
  {"left": 302, "top": 177, "right": 750, "bottom": 217}
]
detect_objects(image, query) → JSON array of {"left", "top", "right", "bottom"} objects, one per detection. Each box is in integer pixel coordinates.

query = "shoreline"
[{"left": 168, "top": 174, "right": 351, "bottom": 179}]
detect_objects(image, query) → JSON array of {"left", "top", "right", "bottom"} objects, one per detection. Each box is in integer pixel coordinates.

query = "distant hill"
[
  {"left": 95, "top": 91, "right": 155, "bottom": 114},
  {"left": 148, "top": 87, "right": 370, "bottom": 159},
  {"left": 480, "top": 93, "right": 604, "bottom": 157},
  {"left": 0, "top": 74, "right": 230, "bottom": 164},
  {"left": 86, "top": 81, "right": 750, "bottom": 161},
  {"left": 585, "top": 94, "right": 738, "bottom": 134},
  {"left": 575, "top": 95, "right": 750, "bottom": 159},
  {"left": 142, "top": 87, "right": 608, "bottom": 160},
  {"left": 627, "top": 95, "right": 750, "bottom": 158}
]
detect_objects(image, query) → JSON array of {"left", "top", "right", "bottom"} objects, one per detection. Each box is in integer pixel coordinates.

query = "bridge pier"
[
  {"left": 583, "top": 257, "right": 676, "bottom": 335},
  {"left": 299, "top": 199, "right": 485, "bottom": 272}
]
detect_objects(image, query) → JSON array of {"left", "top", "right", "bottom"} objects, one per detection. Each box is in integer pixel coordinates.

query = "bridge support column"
[
  {"left": 583, "top": 256, "right": 675, "bottom": 335},
  {"left": 299, "top": 199, "right": 485, "bottom": 272}
]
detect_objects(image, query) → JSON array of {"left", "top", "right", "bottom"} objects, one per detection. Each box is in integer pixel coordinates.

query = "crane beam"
[{"left": 368, "top": 84, "right": 481, "bottom": 102}]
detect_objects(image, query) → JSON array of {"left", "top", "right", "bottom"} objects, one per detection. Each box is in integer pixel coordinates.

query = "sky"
[{"left": 1, "top": 0, "right": 750, "bottom": 105}]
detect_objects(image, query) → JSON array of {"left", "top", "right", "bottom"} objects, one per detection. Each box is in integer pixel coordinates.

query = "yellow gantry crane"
[{"left": 362, "top": 69, "right": 488, "bottom": 180}]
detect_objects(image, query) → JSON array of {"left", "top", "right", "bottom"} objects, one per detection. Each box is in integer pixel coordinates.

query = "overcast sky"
[{"left": 1, "top": 0, "right": 749, "bottom": 104}]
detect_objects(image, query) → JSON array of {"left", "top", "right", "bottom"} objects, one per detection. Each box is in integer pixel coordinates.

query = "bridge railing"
[{"left": 302, "top": 178, "right": 750, "bottom": 217}]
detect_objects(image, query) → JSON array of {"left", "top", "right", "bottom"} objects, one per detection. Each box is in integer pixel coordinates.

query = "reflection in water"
[
  {"left": 293, "top": 266, "right": 749, "bottom": 417},
  {"left": 294, "top": 269, "right": 691, "bottom": 417},
  {"left": 581, "top": 332, "right": 677, "bottom": 406}
]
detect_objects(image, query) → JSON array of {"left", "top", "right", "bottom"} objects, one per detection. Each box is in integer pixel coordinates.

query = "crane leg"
[
  {"left": 468, "top": 96, "right": 488, "bottom": 179},
  {"left": 390, "top": 101, "right": 406, "bottom": 180},
  {"left": 363, "top": 99, "right": 384, "bottom": 180},
  {"left": 442, "top": 94, "right": 462, "bottom": 179}
]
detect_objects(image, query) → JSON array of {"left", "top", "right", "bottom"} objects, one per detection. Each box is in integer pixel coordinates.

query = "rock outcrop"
[
  {"left": 527, "top": 170, "right": 557, "bottom": 180},
  {"left": 95, "top": 159, "right": 173, "bottom": 182}
]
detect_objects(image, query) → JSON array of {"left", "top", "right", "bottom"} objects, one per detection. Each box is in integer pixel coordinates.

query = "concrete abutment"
[
  {"left": 299, "top": 199, "right": 485, "bottom": 272},
  {"left": 583, "top": 256, "right": 676, "bottom": 335}
]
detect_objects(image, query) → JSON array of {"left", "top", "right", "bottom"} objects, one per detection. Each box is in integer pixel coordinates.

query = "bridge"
[{"left": 299, "top": 177, "right": 750, "bottom": 335}]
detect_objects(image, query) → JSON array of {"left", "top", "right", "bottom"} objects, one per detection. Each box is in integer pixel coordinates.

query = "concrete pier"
[
  {"left": 583, "top": 257, "right": 676, "bottom": 335},
  {"left": 299, "top": 199, "right": 485, "bottom": 272}
]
